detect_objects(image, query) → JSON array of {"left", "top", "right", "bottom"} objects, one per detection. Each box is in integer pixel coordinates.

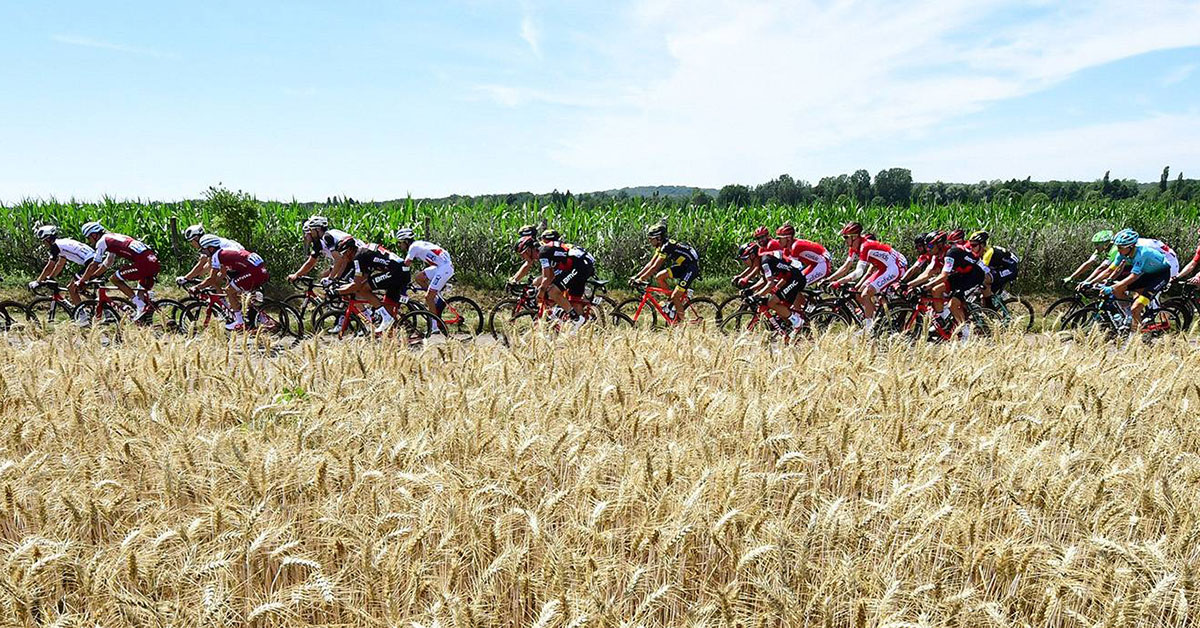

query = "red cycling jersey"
[
  {"left": 212, "top": 248, "right": 266, "bottom": 275},
  {"left": 760, "top": 238, "right": 783, "bottom": 254},
  {"left": 92, "top": 233, "right": 152, "bottom": 263},
  {"left": 1192, "top": 243, "right": 1200, "bottom": 264},
  {"left": 859, "top": 240, "right": 903, "bottom": 271},
  {"left": 784, "top": 239, "right": 830, "bottom": 271}
]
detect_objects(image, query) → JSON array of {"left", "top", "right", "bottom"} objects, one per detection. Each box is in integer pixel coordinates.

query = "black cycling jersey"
[
  {"left": 759, "top": 250, "right": 803, "bottom": 280},
  {"left": 539, "top": 242, "right": 594, "bottom": 272},
  {"left": 353, "top": 244, "right": 408, "bottom": 277},
  {"left": 654, "top": 240, "right": 699, "bottom": 267},
  {"left": 944, "top": 246, "right": 984, "bottom": 274},
  {"left": 983, "top": 246, "right": 1019, "bottom": 272}
]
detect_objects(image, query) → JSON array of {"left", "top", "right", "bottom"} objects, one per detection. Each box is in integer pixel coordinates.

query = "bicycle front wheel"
[
  {"left": 443, "top": 296, "right": 484, "bottom": 337},
  {"left": 615, "top": 298, "right": 658, "bottom": 330}
]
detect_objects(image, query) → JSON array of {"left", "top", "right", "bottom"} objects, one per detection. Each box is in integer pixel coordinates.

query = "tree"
[
  {"left": 1160, "top": 166, "right": 1170, "bottom": 193},
  {"left": 717, "top": 184, "right": 752, "bottom": 207},
  {"left": 873, "top": 168, "right": 913, "bottom": 206},
  {"left": 689, "top": 189, "right": 713, "bottom": 207},
  {"left": 850, "top": 169, "right": 873, "bottom": 205}
]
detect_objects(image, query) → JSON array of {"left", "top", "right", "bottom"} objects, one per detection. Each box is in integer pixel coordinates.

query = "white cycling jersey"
[
  {"left": 49, "top": 238, "right": 95, "bottom": 266},
  {"left": 404, "top": 241, "right": 453, "bottom": 267}
]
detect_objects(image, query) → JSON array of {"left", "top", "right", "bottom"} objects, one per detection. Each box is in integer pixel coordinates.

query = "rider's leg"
[
  {"left": 68, "top": 282, "right": 82, "bottom": 306},
  {"left": 768, "top": 294, "right": 791, "bottom": 321},
  {"left": 1130, "top": 292, "right": 1146, "bottom": 332},
  {"left": 548, "top": 285, "right": 571, "bottom": 312}
]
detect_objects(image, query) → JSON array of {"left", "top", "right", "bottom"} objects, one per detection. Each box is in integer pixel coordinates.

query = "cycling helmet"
[
  {"left": 81, "top": 222, "right": 106, "bottom": 237},
  {"left": 514, "top": 235, "right": 538, "bottom": 253},
  {"left": 183, "top": 224, "right": 205, "bottom": 241},
  {"left": 775, "top": 223, "right": 796, "bottom": 237},
  {"left": 517, "top": 224, "right": 538, "bottom": 238},
  {"left": 863, "top": 233, "right": 878, "bottom": 241},
  {"left": 913, "top": 234, "right": 928, "bottom": 249},
  {"left": 752, "top": 226, "right": 770, "bottom": 239},
  {"left": 948, "top": 228, "right": 966, "bottom": 243},
  {"left": 646, "top": 224, "right": 668, "bottom": 240},
  {"left": 334, "top": 236, "right": 358, "bottom": 253},
  {"left": 1091, "top": 230, "right": 1114, "bottom": 245},
  {"left": 1113, "top": 229, "right": 1138, "bottom": 247},
  {"left": 737, "top": 242, "right": 760, "bottom": 261},
  {"left": 305, "top": 216, "right": 330, "bottom": 230},
  {"left": 35, "top": 225, "right": 59, "bottom": 240},
  {"left": 394, "top": 227, "right": 416, "bottom": 241},
  {"left": 197, "top": 234, "right": 223, "bottom": 250},
  {"left": 839, "top": 221, "right": 863, "bottom": 236},
  {"left": 968, "top": 230, "right": 989, "bottom": 245},
  {"left": 540, "top": 228, "right": 560, "bottom": 242},
  {"left": 927, "top": 230, "right": 948, "bottom": 248}
]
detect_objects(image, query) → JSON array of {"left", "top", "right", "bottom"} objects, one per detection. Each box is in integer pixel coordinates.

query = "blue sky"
[{"left": 1, "top": 0, "right": 1199, "bottom": 201}]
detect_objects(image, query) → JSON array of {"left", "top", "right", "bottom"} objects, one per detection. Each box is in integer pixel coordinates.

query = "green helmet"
[{"left": 1091, "top": 230, "right": 1114, "bottom": 245}]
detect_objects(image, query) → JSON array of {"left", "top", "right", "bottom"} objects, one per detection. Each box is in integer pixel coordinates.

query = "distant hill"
[{"left": 594, "top": 185, "right": 720, "bottom": 199}]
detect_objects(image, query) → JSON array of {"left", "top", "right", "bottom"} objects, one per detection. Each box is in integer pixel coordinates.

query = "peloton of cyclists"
[
  {"left": 907, "top": 231, "right": 986, "bottom": 340},
  {"left": 29, "top": 225, "right": 95, "bottom": 307}
]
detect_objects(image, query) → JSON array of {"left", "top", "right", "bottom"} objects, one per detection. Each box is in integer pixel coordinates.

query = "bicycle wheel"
[
  {"left": 677, "top": 297, "right": 720, "bottom": 330},
  {"left": 312, "top": 308, "right": 369, "bottom": 339},
  {"left": 0, "top": 301, "right": 30, "bottom": 333},
  {"left": 716, "top": 294, "right": 748, "bottom": 324},
  {"left": 616, "top": 298, "right": 658, "bottom": 330},
  {"left": 249, "top": 299, "right": 304, "bottom": 339},
  {"left": 144, "top": 299, "right": 187, "bottom": 334},
  {"left": 180, "top": 302, "right": 222, "bottom": 336},
  {"left": 879, "top": 306, "right": 925, "bottom": 342},
  {"left": 998, "top": 296, "right": 1035, "bottom": 332},
  {"left": 74, "top": 300, "right": 123, "bottom": 328},
  {"left": 966, "top": 306, "right": 1002, "bottom": 338},
  {"left": 808, "top": 306, "right": 855, "bottom": 334},
  {"left": 393, "top": 310, "right": 446, "bottom": 348},
  {"left": 284, "top": 294, "right": 313, "bottom": 319},
  {"left": 1161, "top": 296, "right": 1194, "bottom": 330},
  {"left": 1142, "top": 306, "right": 1184, "bottom": 337},
  {"left": 442, "top": 296, "right": 484, "bottom": 337},
  {"left": 718, "top": 309, "right": 766, "bottom": 336},
  {"left": 25, "top": 297, "right": 73, "bottom": 328},
  {"left": 488, "top": 299, "right": 531, "bottom": 339},
  {"left": 1059, "top": 305, "right": 1116, "bottom": 337},
  {"left": 1044, "top": 296, "right": 1083, "bottom": 326}
]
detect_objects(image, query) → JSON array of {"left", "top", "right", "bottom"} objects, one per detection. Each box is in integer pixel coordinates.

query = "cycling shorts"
[
  {"left": 555, "top": 259, "right": 595, "bottom": 298},
  {"left": 420, "top": 265, "right": 453, "bottom": 292},
  {"left": 114, "top": 253, "right": 160, "bottom": 289},
  {"left": 668, "top": 262, "right": 699, "bottom": 290}
]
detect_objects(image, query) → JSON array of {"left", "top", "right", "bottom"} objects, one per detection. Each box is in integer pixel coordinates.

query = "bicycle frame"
[{"left": 628, "top": 283, "right": 685, "bottom": 325}]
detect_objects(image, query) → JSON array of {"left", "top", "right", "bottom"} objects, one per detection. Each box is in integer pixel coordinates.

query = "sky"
[{"left": 1, "top": 0, "right": 1199, "bottom": 202}]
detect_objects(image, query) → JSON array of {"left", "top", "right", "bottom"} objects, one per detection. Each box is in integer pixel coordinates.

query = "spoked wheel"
[
  {"left": 808, "top": 307, "right": 855, "bottom": 335},
  {"left": 719, "top": 309, "right": 765, "bottom": 336},
  {"left": 26, "top": 297, "right": 74, "bottom": 329},
  {"left": 312, "top": 308, "right": 371, "bottom": 339},
  {"left": 180, "top": 302, "right": 224, "bottom": 336},
  {"left": 879, "top": 306, "right": 925, "bottom": 342},
  {"left": 716, "top": 294, "right": 750, "bottom": 325},
  {"left": 391, "top": 310, "right": 447, "bottom": 348},
  {"left": 248, "top": 299, "right": 304, "bottom": 339},
  {"left": 676, "top": 297, "right": 720, "bottom": 330},
  {"left": 0, "top": 301, "right": 30, "bottom": 333},
  {"left": 966, "top": 306, "right": 1001, "bottom": 338},
  {"left": 1162, "top": 296, "right": 1194, "bottom": 331},
  {"left": 442, "top": 296, "right": 484, "bottom": 338},
  {"left": 488, "top": 299, "right": 533, "bottom": 340},
  {"left": 1059, "top": 305, "right": 1113, "bottom": 335},
  {"left": 615, "top": 298, "right": 658, "bottom": 330},
  {"left": 1044, "top": 296, "right": 1084, "bottom": 328},
  {"left": 139, "top": 299, "right": 188, "bottom": 335},
  {"left": 993, "top": 296, "right": 1035, "bottom": 332},
  {"left": 1141, "top": 307, "right": 1184, "bottom": 338}
]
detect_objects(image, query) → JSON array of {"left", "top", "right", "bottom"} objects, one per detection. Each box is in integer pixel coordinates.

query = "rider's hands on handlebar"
[
  {"left": 175, "top": 276, "right": 189, "bottom": 287},
  {"left": 27, "top": 281, "right": 39, "bottom": 291}
]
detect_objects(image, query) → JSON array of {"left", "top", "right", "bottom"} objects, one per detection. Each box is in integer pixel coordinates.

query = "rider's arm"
[
  {"left": 34, "top": 257, "right": 57, "bottom": 283},
  {"left": 538, "top": 265, "right": 556, "bottom": 297},
  {"left": 182, "top": 254, "right": 211, "bottom": 281},
  {"left": 510, "top": 259, "right": 536, "bottom": 283},
  {"left": 899, "top": 260, "right": 925, "bottom": 284},
  {"left": 1179, "top": 258, "right": 1198, "bottom": 282},
  {"left": 824, "top": 257, "right": 854, "bottom": 284},
  {"left": 632, "top": 254, "right": 664, "bottom": 282},
  {"left": 327, "top": 251, "right": 350, "bottom": 279},
  {"left": 337, "top": 272, "right": 369, "bottom": 295},
  {"left": 194, "top": 266, "right": 225, "bottom": 291}
]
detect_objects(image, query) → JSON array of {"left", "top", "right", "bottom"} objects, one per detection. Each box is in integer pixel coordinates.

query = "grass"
[
  {"left": 0, "top": 326, "right": 1197, "bottom": 625},
  {"left": 0, "top": 194, "right": 1196, "bottom": 295}
]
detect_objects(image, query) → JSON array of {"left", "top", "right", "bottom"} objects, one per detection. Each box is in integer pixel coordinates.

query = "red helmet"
[
  {"left": 927, "top": 230, "right": 948, "bottom": 248},
  {"left": 839, "top": 221, "right": 863, "bottom": 236},
  {"left": 737, "top": 242, "right": 760, "bottom": 261},
  {"left": 775, "top": 223, "right": 796, "bottom": 237},
  {"left": 863, "top": 233, "right": 877, "bottom": 241},
  {"left": 513, "top": 235, "right": 538, "bottom": 253},
  {"left": 752, "top": 226, "right": 770, "bottom": 239},
  {"left": 948, "top": 228, "right": 966, "bottom": 243}
]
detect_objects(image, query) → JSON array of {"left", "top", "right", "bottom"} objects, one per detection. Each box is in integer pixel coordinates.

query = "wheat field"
[{"left": 0, "top": 328, "right": 1198, "bottom": 627}]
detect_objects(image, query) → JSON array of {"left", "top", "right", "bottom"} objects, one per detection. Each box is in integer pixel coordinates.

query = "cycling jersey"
[
  {"left": 760, "top": 251, "right": 808, "bottom": 301},
  {"left": 1193, "top": 242, "right": 1200, "bottom": 264},
  {"left": 49, "top": 239, "right": 95, "bottom": 266},
  {"left": 404, "top": 241, "right": 453, "bottom": 267},
  {"left": 785, "top": 239, "right": 831, "bottom": 282},
  {"left": 209, "top": 237, "right": 244, "bottom": 252},
  {"left": 1116, "top": 244, "right": 1171, "bottom": 276},
  {"left": 93, "top": 233, "right": 152, "bottom": 264},
  {"left": 653, "top": 240, "right": 699, "bottom": 266},
  {"left": 846, "top": 237, "right": 863, "bottom": 262},
  {"left": 539, "top": 242, "right": 594, "bottom": 272},
  {"left": 212, "top": 249, "right": 269, "bottom": 292},
  {"left": 942, "top": 247, "right": 984, "bottom": 275},
  {"left": 856, "top": 241, "right": 906, "bottom": 292},
  {"left": 354, "top": 244, "right": 410, "bottom": 301},
  {"left": 309, "top": 229, "right": 358, "bottom": 259},
  {"left": 759, "top": 238, "right": 783, "bottom": 254},
  {"left": 980, "top": 245, "right": 1019, "bottom": 271}
]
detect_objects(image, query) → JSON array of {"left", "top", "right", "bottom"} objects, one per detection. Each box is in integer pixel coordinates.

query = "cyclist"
[
  {"left": 966, "top": 231, "right": 1020, "bottom": 301},
  {"left": 394, "top": 228, "right": 453, "bottom": 319},
  {"left": 755, "top": 249, "right": 810, "bottom": 330},
  {"left": 753, "top": 226, "right": 782, "bottom": 255},
  {"left": 1101, "top": 229, "right": 1172, "bottom": 334},
  {"left": 1089, "top": 234, "right": 1179, "bottom": 285},
  {"left": 537, "top": 229, "right": 596, "bottom": 323},
  {"left": 333, "top": 238, "right": 409, "bottom": 334},
  {"left": 845, "top": 236, "right": 907, "bottom": 333},
  {"left": 29, "top": 225, "right": 95, "bottom": 306},
  {"left": 908, "top": 231, "right": 985, "bottom": 340},
  {"left": 1175, "top": 229, "right": 1200, "bottom": 286},
  {"left": 774, "top": 223, "right": 830, "bottom": 312},
  {"left": 1064, "top": 230, "right": 1119, "bottom": 285},
  {"left": 899, "top": 233, "right": 932, "bottom": 287},
  {"left": 192, "top": 235, "right": 269, "bottom": 331},
  {"left": 176, "top": 224, "right": 243, "bottom": 287},
  {"left": 508, "top": 224, "right": 542, "bottom": 285},
  {"left": 75, "top": 222, "right": 161, "bottom": 321},
  {"left": 631, "top": 224, "right": 700, "bottom": 321},
  {"left": 824, "top": 221, "right": 867, "bottom": 287},
  {"left": 948, "top": 228, "right": 967, "bottom": 247},
  {"left": 286, "top": 216, "right": 360, "bottom": 285}
]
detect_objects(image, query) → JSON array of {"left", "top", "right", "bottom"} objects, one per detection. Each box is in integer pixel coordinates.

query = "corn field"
[
  {"left": 1, "top": 327, "right": 1197, "bottom": 626},
  {"left": 0, "top": 194, "right": 1196, "bottom": 292}
]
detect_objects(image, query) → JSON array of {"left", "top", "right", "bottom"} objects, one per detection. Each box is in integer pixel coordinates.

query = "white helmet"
[
  {"left": 35, "top": 225, "right": 59, "bottom": 240},
  {"left": 183, "top": 224, "right": 205, "bottom": 241},
  {"left": 394, "top": 227, "right": 415, "bottom": 241},
  {"left": 305, "top": 216, "right": 329, "bottom": 231},
  {"left": 197, "top": 234, "right": 223, "bottom": 250},
  {"left": 81, "top": 222, "right": 106, "bottom": 237}
]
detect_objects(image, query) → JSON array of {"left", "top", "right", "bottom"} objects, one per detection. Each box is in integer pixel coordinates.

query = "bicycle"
[
  {"left": 1044, "top": 283, "right": 1098, "bottom": 325},
  {"left": 615, "top": 280, "right": 719, "bottom": 330},
  {"left": 489, "top": 279, "right": 617, "bottom": 340},
  {"left": 503, "top": 290, "right": 629, "bottom": 340},
  {"left": 977, "top": 290, "right": 1035, "bottom": 332},
  {"left": 1161, "top": 282, "right": 1199, "bottom": 330},
  {"left": 180, "top": 285, "right": 303, "bottom": 340},
  {"left": 887, "top": 289, "right": 999, "bottom": 342},
  {"left": 25, "top": 280, "right": 81, "bottom": 327},
  {"left": 308, "top": 281, "right": 482, "bottom": 338},
  {"left": 310, "top": 284, "right": 447, "bottom": 347},
  {"left": 1059, "top": 286, "right": 1181, "bottom": 340},
  {"left": 718, "top": 295, "right": 812, "bottom": 341}
]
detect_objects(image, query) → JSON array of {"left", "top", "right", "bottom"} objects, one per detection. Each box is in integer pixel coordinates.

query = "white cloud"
[
  {"left": 541, "top": 0, "right": 1200, "bottom": 188},
  {"left": 1161, "top": 63, "right": 1196, "bottom": 86},
  {"left": 521, "top": 13, "right": 541, "bottom": 56},
  {"left": 51, "top": 34, "right": 173, "bottom": 59}
]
